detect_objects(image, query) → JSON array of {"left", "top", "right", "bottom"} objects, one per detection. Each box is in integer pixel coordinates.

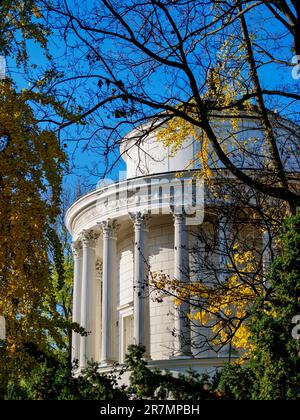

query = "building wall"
[
  {"left": 117, "top": 235, "right": 134, "bottom": 308},
  {"left": 114, "top": 219, "right": 219, "bottom": 361},
  {"left": 116, "top": 235, "right": 134, "bottom": 361},
  {"left": 115, "top": 220, "right": 176, "bottom": 361},
  {"left": 188, "top": 222, "right": 220, "bottom": 358},
  {"left": 124, "top": 129, "right": 195, "bottom": 179},
  {"left": 148, "top": 222, "right": 175, "bottom": 360}
]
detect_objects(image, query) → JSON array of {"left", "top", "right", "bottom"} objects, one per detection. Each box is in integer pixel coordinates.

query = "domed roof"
[{"left": 120, "top": 113, "right": 300, "bottom": 179}]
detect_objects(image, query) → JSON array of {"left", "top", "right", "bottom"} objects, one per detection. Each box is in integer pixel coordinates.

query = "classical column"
[
  {"left": 95, "top": 259, "right": 103, "bottom": 362},
  {"left": 262, "top": 229, "right": 272, "bottom": 281},
  {"left": 71, "top": 240, "right": 83, "bottom": 364},
  {"left": 129, "top": 212, "right": 150, "bottom": 354},
  {"left": 173, "top": 213, "right": 192, "bottom": 357},
  {"left": 100, "top": 220, "right": 119, "bottom": 364},
  {"left": 79, "top": 229, "right": 99, "bottom": 368}
]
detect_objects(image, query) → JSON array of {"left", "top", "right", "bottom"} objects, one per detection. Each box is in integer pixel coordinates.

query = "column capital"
[
  {"left": 99, "top": 219, "right": 119, "bottom": 239},
  {"left": 72, "top": 241, "right": 83, "bottom": 259},
  {"left": 79, "top": 229, "right": 100, "bottom": 248},
  {"left": 129, "top": 211, "right": 150, "bottom": 231}
]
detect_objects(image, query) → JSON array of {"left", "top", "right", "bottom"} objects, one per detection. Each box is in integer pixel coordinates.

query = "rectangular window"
[
  {"left": 123, "top": 315, "right": 134, "bottom": 360},
  {"left": 118, "top": 304, "right": 134, "bottom": 363}
]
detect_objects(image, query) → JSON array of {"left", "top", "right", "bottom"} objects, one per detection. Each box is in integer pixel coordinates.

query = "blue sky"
[{"left": 4, "top": 1, "right": 299, "bottom": 195}]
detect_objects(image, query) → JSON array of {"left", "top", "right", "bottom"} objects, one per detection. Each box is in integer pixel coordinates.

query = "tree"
[
  {"left": 149, "top": 177, "right": 286, "bottom": 357},
  {"left": 0, "top": 0, "right": 48, "bottom": 66},
  {"left": 0, "top": 79, "right": 66, "bottom": 376},
  {"left": 0, "top": 0, "right": 298, "bottom": 400},
  {"left": 1, "top": 344, "right": 222, "bottom": 400},
  {"left": 1, "top": 353, "right": 128, "bottom": 400},
  {"left": 249, "top": 213, "right": 300, "bottom": 399},
  {"left": 262, "top": 0, "right": 300, "bottom": 56},
  {"left": 39, "top": 1, "right": 299, "bottom": 209},
  {"left": 0, "top": 0, "right": 86, "bottom": 379},
  {"left": 219, "top": 213, "right": 300, "bottom": 400},
  {"left": 35, "top": 0, "right": 300, "bottom": 363},
  {"left": 125, "top": 344, "right": 221, "bottom": 400},
  {"left": 45, "top": 183, "right": 93, "bottom": 365}
]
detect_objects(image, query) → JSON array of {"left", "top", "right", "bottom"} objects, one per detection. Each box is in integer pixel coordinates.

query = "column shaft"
[
  {"left": 95, "top": 260, "right": 103, "bottom": 362},
  {"left": 174, "top": 214, "right": 191, "bottom": 356},
  {"left": 262, "top": 229, "right": 272, "bottom": 279},
  {"left": 134, "top": 220, "right": 145, "bottom": 346},
  {"left": 130, "top": 212, "right": 149, "bottom": 354},
  {"left": 218, "top": 217, "right": 228, "bottom": 283},
  {"left": 71, "top": 241, "right": 83, "bottom": 364},
  {"left": 100, "top": 220, "right": 118, "bottom": 364},
  {"left": 79, "top": 230, "right": 99, "bottom": 368}
]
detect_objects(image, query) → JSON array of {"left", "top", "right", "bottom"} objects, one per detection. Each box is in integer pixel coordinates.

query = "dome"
[
  {"left": 120, "top": 113, "right": 300, "bottom": 179},
  {"left": 120, "top": 124, "right": 195, "bottom": 179}
]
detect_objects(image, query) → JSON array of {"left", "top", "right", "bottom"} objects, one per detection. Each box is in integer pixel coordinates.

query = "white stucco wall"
[
  {"left": 122, "top": 129, "right": 195, "bottom": 179},
  {"left": 117, "top": 236, "right": 134, "bottom": 308},
  {"left": 148, "top": 222, "right": 175, "bottom": 360},
  {"left": 114, "top": 220, "right": 219, "bottom": 361},
  {"left": 121, "top": 117, "right": 299, "bottom": 180},
  {"left": 114, "top": 221, "right": 176, "bottom": 361}
]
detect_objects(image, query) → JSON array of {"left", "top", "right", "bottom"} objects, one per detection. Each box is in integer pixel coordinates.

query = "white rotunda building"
[{"left": 66, "top": 116, "right": 298, "bottom": 375}]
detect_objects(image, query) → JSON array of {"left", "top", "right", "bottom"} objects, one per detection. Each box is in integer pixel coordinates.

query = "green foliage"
[
  {"left": 23, "top": 360, "right": 127, "bottom": 401},
  {"left": 1, "top": 344, "right": 222, "bottom": 400},
  {"left": 218, "top": 364, "right": 253, "bottom": 400},
  {"left": 44, "top": 225, "right": 75, "bottom": 359},
  {"left": 1, "top": 213, "right": 299, "bottom": 400},
  {"left": 125, "top": 345, "right": 221, "bottom": 400},
  {"left": 0, "top": 0, "right": 49, "bottom": 65},
  {"left": 219, "top": 214, "right": 300, "bottom": 400},
  {"left": 248, "top": 214, "right": 300, "bottom": 399},
  {"left": 0, "top": 348, "right": 127, "bottom": 400}
]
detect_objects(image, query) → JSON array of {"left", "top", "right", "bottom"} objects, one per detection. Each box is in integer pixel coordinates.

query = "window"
[
  {"left": 122, "top": 315, "right": 134, "bottom": 362},
  {"left": 118, "top": 306, "right": 134, "bottom": 363}
]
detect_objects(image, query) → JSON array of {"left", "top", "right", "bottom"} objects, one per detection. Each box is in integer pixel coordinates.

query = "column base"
[{"left": 170, "top": 354, "right": 194, "bottom": 360}]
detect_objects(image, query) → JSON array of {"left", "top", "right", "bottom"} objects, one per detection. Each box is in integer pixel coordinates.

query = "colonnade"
[{"left": 71, "top": 212, "right": 192, "bottom": 367}]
